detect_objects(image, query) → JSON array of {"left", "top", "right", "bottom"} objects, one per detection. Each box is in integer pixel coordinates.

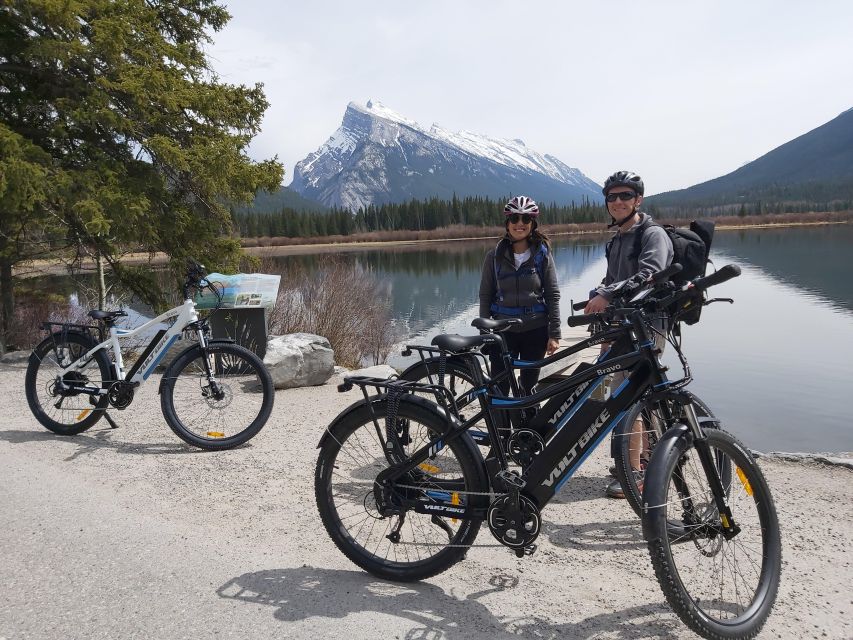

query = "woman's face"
[{"left": 506, "top": 216, "right": 533, "bottom": 242}]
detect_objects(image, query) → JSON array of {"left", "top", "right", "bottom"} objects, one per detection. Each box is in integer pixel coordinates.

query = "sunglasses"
[
  {"left": 605, "top": 191, "right": 638, "bottom": 203},
  {"left": 507, "top": 214, "right": 534, "bottom": 224}
]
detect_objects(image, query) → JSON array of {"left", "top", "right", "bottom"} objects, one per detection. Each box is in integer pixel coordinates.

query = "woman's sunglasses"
[
  {"left": 507, "top": 214, "right": 534, "bottom": 224},
  {"left": 605, "top": 191, "right": 638, "bottom": 203}
]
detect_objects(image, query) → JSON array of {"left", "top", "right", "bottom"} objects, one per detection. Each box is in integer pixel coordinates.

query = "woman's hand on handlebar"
[
  {"left": 546, "top": 338, "right": 560, "bottom": 356},
  {"left": 584, "top": 294, "right": 609, "bottom": 314}
]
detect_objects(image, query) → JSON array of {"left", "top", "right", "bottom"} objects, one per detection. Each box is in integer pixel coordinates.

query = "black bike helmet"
[{"left": 602, "top": 171, "right": 644, "bottom": 196}]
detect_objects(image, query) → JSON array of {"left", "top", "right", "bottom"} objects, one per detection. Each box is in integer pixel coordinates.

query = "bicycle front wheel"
[
  {"left": 25, "top": 332, "right": 112, "bottom": 435},
  {"left": 160, "top": 342, "right": 274, "bottom": 450},
  {"left": 645, "top": 428, "right": 781, "bottom": 639},
  {"left": 614, "top": 391, "right": 721, "bottom": 518},
  {"left": 315, "top": 397, "right": 487, "bottom": 581}
]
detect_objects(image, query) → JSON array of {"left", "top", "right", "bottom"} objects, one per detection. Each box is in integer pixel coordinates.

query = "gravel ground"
[{"left": 1, "top": 358, "right": 851, "bottom": 640}]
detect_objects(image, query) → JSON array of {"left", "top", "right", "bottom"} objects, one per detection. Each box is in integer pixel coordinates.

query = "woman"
[{"left": 478, "top": 195, "right": 561, "bottom": 395}]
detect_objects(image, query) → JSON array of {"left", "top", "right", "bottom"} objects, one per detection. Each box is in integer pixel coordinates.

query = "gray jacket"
[
  {"left": 597, "top": 213, "right": 673, "bottom": 300},
  {"left": 479, "top": 238, "right": 561, "bottom": 339}
]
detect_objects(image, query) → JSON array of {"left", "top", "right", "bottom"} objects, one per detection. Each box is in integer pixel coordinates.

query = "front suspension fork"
[{"left": 682, "top": 403, "right": 740, "bottom": 539}]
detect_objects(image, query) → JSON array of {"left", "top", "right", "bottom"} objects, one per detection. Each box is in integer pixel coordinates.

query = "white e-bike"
[{"left": 25, "top": 262, "right": 274, "bottom": 450}]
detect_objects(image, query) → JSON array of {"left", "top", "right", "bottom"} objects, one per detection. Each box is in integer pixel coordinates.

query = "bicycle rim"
[
  {"left": 164, "top": 344, "right": 271, "bottom": 447},
  {"left": 317, "top": 402, "right": 482, "bottom": 579},
  {"left": 26, "top": 334, "right": 110, "bottom": 432}
]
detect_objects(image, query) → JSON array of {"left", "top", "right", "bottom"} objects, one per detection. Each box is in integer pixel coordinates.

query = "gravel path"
[{"left": 1, "top": 359, "right": 850, "bottom": 639}]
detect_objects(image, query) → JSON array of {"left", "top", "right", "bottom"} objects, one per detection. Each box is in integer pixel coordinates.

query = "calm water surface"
[{"left": 268, "top": 225, "right": 853, "bottom": 453}]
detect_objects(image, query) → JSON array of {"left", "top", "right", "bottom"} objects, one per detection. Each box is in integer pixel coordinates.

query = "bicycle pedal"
[
  {"left": 513, "top": 544, "right": 537, "bottom": 558},
  {"left": 496, "top": 469, "right": 526, "bottom": 489}
]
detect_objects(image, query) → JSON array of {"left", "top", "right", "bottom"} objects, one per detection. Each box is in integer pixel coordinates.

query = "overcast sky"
[{"left": 207, "top": 1, "right": 853, "bottom": 196}]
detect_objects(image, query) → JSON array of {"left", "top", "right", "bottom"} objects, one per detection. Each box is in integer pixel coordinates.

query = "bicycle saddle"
[
  {"left": 431, "top": 333, "right": 500, "bottom": 353},
  {"left": 471, "top": 317, "right": 522, "bottom": 332},
  {"left": 88, "top": 309, "right": 129, "bottom": 321}
]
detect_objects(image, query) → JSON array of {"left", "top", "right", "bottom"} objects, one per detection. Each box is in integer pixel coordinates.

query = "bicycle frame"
[
  {"left": 54, "top": 298, "right": 205, "bottom": 386},
  {"left": 371, "top": 314, "right": 673, "bottom": 521}
]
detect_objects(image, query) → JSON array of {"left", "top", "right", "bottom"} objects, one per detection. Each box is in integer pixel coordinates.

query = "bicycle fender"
[{"left": 641, "top": 423, "right": 693, "bottom": 542}]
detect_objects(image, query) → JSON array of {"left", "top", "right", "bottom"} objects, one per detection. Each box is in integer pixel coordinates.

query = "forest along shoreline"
[{"left": 12, "top": 215, "right": 852, "bottom": 277}]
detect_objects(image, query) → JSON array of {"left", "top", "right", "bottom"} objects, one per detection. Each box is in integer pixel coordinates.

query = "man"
[{"left": 585, "top": 171, "right": 673, "bottom": 498}]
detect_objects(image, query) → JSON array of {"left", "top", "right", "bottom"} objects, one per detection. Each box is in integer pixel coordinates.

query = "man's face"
[{"left": 605, "top": 187, "right": 642, "bottom": 219}]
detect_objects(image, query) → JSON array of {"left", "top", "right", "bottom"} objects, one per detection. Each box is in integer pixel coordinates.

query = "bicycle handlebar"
[
  {"left": 567, "top": 313, "right": 599, "bottom": 327},
  {"left": 692, "top": 263, "right": 740, "bottom": 291},
  {"left": 571, "top": 264, "right": 682, "bottom": 312},
  {"left": 567, "top": 263, "right": 740, "bottom": 328}
]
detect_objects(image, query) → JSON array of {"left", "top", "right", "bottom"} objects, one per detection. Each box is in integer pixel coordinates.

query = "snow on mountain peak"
[{"left": 349, "top": 99, "right": 422, "bottom": 130}]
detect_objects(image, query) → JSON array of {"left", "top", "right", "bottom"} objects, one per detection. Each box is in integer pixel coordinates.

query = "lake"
[{"left": 265, "top": 224, "right": 853, "bottom": 454}]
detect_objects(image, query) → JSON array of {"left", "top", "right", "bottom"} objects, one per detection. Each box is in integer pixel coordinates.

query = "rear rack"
[
  {"left": 338, "top": 376, "right": 481, "bottom": 447},
  {"left": 41, "top": 321, "right": 106, "bottom": 343}
]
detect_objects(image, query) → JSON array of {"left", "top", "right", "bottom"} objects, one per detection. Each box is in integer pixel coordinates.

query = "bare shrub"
[
  {"left": 7, "top": 292, "right": 93, "bottom": 351},
  {"left": 267, "top": 258, "right": 400, "bottom": 368}
]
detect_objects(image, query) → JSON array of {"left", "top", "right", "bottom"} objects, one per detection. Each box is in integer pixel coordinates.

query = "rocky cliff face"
[{"left": 290, "top": 100, "right": 602, "bottom": 211}]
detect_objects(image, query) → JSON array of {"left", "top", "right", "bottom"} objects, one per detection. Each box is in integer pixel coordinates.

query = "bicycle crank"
[{"left": 487, "top": 494, "right": 541, "bottom": 550}]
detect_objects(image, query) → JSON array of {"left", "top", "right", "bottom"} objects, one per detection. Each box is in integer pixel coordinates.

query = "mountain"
[
  {"left": 237, "top": 186, "right": 327, "bottom": 214},
  {"left": 649, "top": 107, "right": 853, "bottom": 211},
  {"left": 289, "top": 100, "right": 602, "bottom": 212}
]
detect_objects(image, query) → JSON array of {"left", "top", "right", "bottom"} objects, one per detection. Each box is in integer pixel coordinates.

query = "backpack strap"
[{"left": 605, "top": 223, "right": 652, "bottom": 264}]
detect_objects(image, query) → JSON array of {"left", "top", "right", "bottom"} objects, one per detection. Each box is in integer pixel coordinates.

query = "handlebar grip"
[
  {"left": 567, "top": 313, "right": 598, "bottom": 327},
  {"left": 652, "top": 263, "right": 683, "bottom": 283},
  {"left": 572, "top": 300, "right": 588, "bottom": 311},
  {"left": 693, "top": 264, "right": 741, "bottom": 291}
]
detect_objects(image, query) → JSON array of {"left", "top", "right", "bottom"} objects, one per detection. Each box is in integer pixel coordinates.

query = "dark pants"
[{"left": 488, "top": 324, "right": 549, "bottom": 396}]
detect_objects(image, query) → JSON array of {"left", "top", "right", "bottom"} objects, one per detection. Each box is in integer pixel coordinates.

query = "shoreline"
[{"left": 12, "top": 219, "right": 850, "bottom": 276}]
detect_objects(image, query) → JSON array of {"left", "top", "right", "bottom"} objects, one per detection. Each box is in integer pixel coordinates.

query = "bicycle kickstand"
[{"left": 103, "top": 411, "right": 120, "bottom": 429}]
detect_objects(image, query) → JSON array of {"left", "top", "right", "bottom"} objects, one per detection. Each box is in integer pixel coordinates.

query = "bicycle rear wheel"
[
  {"left": 160, "top": 342, "right": 274, "bottom": 450},
  {"left": 613, "top": 392, "right": 722, "bottom": 518},
  {"left": 645, "top": 428, "right": 781, "bottom": 639},
  {"left": 25, "top": 332, "right": 112, "bottom": 435},
  {"left": 315, "top": 397, "right": 488, "bottom": 581}
]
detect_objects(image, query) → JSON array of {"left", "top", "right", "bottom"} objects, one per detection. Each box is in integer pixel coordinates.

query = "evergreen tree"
[{"left": 0, "top": 0, "right": 283, "bottom": 324}]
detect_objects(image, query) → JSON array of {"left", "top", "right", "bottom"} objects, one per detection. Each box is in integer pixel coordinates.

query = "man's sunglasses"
[
  {"left": 507, "top": 214, "right": 535, "bottom": 224},
  {"left": 605, "top": 191, "right": 638, "bottom": 203}
]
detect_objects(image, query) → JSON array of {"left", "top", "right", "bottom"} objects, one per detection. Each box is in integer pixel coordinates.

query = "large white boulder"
[{"left": 264, "top": 333, "right": 335, "bottom": 389}]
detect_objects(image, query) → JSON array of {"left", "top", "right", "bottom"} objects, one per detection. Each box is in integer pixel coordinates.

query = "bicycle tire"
[
  {"left": 315, "top": 395, "right": 488, "bottom": 581},
  {"left": 645, "top": 428, "right": 781, "bottom": 639},
  {"left": 25, "top": 332, "right": 113, "bottom": 435},
  {"left": 160, "top": 342, "right": 274, "bottom": 450},
  {"left": 613, "top": 391, "right": 721, "bottom": 518}
]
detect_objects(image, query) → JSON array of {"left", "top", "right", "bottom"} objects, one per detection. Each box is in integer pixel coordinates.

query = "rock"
[
  {"left": 0, "top": 350, "right": 31, "bottom": 364},
  {"left": 264, "top": 333, "right": 335, "bottom": 389},
  {"left": 345, "top": 364, "right": 398, "bottom": 379}
]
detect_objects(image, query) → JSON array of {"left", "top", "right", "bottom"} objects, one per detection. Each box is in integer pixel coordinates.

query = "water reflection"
[{"left": 712, "top": 224, "right": 853, "bottom": 313}]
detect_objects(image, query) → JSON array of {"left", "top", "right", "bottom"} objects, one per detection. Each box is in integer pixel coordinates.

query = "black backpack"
[{"left": 605, "top": 219, "right": 715, "bottom": 324}]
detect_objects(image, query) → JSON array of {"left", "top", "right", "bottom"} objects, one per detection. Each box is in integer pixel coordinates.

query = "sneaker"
[
  {"left": 608, "top": 464, "right": 617, "bottom": 477},
  {"left": 605, "top": 470, "right": 644, "bottom": 499}
]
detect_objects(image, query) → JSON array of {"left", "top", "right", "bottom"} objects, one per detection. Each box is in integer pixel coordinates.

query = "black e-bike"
[{"left": 315, "top": 264, "right": 781, "bottom": 639}]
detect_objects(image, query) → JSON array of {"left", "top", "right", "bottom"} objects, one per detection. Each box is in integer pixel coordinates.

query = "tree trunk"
[
  {"left": 95, "top": 249, "right": 106, "bottom": 310},
  {"left": 0, "top": 255, "right": 14, "bottom": 355}
]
